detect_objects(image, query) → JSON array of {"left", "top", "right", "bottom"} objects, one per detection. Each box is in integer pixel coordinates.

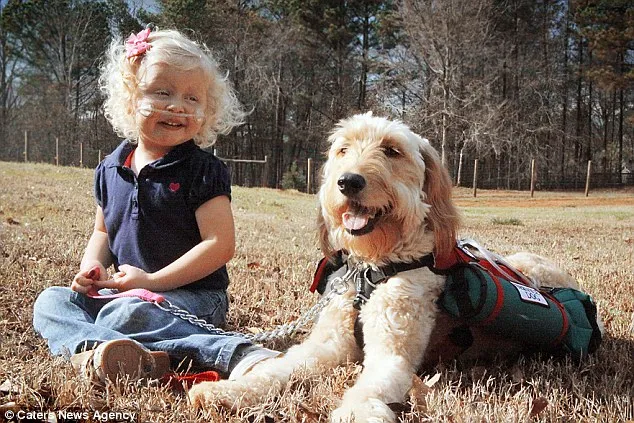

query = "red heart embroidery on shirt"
[{"left": 169, "top": 182, "right": 181, "bottom": 192}]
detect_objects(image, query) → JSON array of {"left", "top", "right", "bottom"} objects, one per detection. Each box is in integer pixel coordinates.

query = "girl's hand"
[
  {"left": 71, "top": 262, "right": 106, "bottom": 294},
  {"left": 94, "top": 264, "right": 153, "bottom": 291}
]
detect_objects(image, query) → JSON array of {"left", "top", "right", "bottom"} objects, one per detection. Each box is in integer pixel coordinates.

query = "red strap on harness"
[
  {"left": 453, "top": 241, "right": 570, "bottom": 349},
  {"left": 310, "top": 257, "right": 330, "bottom": 293}
]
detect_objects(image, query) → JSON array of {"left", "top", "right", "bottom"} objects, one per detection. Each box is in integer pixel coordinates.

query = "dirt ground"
[{"left": 453, "top": 187, "right": 634, "bottom": 208}]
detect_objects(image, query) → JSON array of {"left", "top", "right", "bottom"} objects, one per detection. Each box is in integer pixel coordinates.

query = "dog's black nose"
[{"left": 337, "top": 173, "right": 366, "bottom": 196}]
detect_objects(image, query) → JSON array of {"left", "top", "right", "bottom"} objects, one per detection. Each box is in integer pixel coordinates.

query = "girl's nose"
[{"left": 166, "top": 98, "right": 185, "bottom": 113}]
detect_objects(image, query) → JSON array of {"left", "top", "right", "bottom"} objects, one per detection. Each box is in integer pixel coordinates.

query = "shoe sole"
[{"left": 93, "top": 339, "right": 170, "bottom": 383}]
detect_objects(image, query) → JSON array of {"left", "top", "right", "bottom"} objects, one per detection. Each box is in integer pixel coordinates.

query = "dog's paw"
[
  {"left": 189, "top": 377, "right": 283, "bottom": 412},
  {"left": 331, "top": 398, "right": 396, "bottom": 423},
  {"left": 188, "top": 380, "right": 252, "bottom": 411}
]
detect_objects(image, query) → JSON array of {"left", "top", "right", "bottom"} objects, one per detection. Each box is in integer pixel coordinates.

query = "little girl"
[{"left": 33, "top": 27, "right": 277, "bottom": 384}]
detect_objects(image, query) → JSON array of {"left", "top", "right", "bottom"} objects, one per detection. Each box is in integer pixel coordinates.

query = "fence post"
[
  {"left": 530, "top": 159, "right": 536, "bottom": 197},
  {"left": 98, "top": 150, "right": 102, "bottom": 163},
  {"left": 456, "top": 150, "right": 463, "bottom": 186},
  {"left": 307, "top": 158, "right": 313, "bottom": 194},
  {"left": 262, "top": 155, "right": 269, "bottom": 188},
  {"left": 80, "top": 142, "right": 84, "bottom": 167},
  {"left": 55, "top": 137, "right": 59, "bottom": 166},
  {"left": 472, "top": 159, "right": 478, "bottom": 198},
  {"left": 585, "top": 160, "right": 592, "bottom": 197},
  {"left": 24, "top": 130, "right": 28, "bottom": 162}
]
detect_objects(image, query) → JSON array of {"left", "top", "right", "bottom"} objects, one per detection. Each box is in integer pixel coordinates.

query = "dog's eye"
[
  {"left": 337, "top": 147, "right": 348, "bottom": 157},
  {"left": 382, "top": 146, "right": 400, "bottom": 158}
]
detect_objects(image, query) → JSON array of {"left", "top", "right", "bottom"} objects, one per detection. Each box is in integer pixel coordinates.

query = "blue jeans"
[{"left": 32, "top": 286, "right": 252, "bottom": 374}]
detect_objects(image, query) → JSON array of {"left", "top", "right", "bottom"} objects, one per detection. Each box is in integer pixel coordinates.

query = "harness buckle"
[
  {"left": 330, "top": 276, "right": 350, "bottom": 295},
  {"left": 353, "top": 267, "right": 381, "bottom": 310}
]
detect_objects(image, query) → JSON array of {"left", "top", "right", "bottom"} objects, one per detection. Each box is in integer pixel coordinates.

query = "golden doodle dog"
[{"left": 189, "top": 112, "right": 584, "bottom": 422}]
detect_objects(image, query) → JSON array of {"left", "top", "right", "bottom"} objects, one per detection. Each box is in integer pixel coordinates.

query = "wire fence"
[
  {"left": 455, "top": 156, "right": 634, "bottom": 192},
  {"left": 6, "top": 131, "right": 634, "bottom": 194}
]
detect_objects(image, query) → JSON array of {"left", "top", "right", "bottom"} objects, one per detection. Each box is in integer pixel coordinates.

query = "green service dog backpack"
[
  {"left": 311, "top": 239, "right": 603, "bottom": 361},
  {"left": 439, "top": 240, "right": 602, "bottom": 360}
]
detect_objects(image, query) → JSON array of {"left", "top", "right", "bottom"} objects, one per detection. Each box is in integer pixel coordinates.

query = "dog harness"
[
  {"left": 311, "top": 240, "right": 603, "bottom": 360},
  {"left": 311, "top": 251, "right": 438, "bottom": 310}
]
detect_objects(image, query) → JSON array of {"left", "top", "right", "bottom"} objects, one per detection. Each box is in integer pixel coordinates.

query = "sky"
[
  {"left": 129, "top": 0, "right": 159, "bottom": 13},
  {"left": 0, "top": 0, "right": 159, "bottom": 13}
]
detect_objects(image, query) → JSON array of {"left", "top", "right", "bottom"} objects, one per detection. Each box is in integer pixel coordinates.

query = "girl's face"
[{"left": 135, "top": 62, "right": 208, "bottom": 152}]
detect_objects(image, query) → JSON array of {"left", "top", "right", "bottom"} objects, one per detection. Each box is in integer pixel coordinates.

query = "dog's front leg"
[
  {"left": 189, "top": 288, "right": 360, "bottom": 411},
  {"left": 331, "top": 271, "right": 442, "bottom": 423}
]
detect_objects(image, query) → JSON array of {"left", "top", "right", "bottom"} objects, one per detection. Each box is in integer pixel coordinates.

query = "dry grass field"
[{"left": 1, "top": 161, "right": 633, "bottom": 422}]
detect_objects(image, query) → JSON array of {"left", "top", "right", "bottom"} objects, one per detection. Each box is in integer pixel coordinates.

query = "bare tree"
[
  {"left": 2, "top": 0, "right": 112, "bottom": 163},
  {"left": 400, "top": 0, "right": 499, "bottom": 169},
  {"left": 0, "top": 9, "right": 22, "bottom": 155}
]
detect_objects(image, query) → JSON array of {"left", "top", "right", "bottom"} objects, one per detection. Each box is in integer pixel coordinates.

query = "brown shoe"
[{"left": 71, "top": 339, "right": 170, "bottom": 385}]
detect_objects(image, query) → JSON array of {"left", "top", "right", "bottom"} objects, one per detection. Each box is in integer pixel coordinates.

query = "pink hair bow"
[{"left": 125, "top": 28, "right": 152, "bottom": 59}]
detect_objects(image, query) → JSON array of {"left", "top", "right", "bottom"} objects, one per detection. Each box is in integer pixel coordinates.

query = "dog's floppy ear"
[{"left": 419, "top": 141, "right": 461, "bottom": 261}]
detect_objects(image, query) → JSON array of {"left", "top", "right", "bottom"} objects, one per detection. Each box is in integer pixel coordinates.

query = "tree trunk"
[
  {"left": 559, "top": 80, "right": 568, "bottom": 188},
  {"left": 440, "top": 51, "right": 449, "bottom": 166},
  {"left": 602, "top": 93, "right": 609, "bottom": 172},
  {"left": 619, "top": 87, "right": 624, "bottom": 173},
  {"left": 586, "top": 50, "right": 593, "bottom": 162},
  {"left": 514, "top": 12, "right": 521, "bottom": 191},
  {"left": 358, "top": 5, "right": 369, "bottom": 111},
  {"left": 441, "top": 106, "right": 447, "bottom": 166},
  {"left": 611, "top": 88, "right": 617, "bottom": 173},
  {"left": 574, "top": 36, "right": 584, "bottom": 187},
  {"left": 542, "top": 0, "right": 551, "bottom": 186},
  {"left": 274, "top": 59, "right": 283, "bottom": 188}
]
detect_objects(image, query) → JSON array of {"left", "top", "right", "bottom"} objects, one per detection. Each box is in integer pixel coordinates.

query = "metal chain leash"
[{"left": 153, "top": 266, "right": 359, "bottom": 343}]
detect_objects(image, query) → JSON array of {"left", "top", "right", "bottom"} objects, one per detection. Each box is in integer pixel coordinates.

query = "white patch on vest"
[{"left": 511, "top": 282, "right": 549, "bottom": 307}]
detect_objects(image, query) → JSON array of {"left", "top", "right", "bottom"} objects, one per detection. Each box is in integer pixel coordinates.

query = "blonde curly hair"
[{"left": 99, "top": 28, "right": 245, "bottom": 148}]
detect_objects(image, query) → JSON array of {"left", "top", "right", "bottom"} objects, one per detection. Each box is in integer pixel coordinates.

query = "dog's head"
[{"left": 317, "top": 113, "right": 460, "bottom": 265}]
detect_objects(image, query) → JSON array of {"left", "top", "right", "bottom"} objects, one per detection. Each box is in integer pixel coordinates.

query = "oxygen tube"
[{"left": 137, "top": 100, "right": 204, "bottom": 122}]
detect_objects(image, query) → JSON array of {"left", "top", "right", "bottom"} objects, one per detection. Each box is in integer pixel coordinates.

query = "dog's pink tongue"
[{"left": 342, "top": 212, "right": 368, "bottom": 231}]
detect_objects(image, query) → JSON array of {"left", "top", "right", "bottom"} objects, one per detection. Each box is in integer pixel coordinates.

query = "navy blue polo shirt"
[{"left": 94, "top": 140, "right": 231, "bottom": 291}]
